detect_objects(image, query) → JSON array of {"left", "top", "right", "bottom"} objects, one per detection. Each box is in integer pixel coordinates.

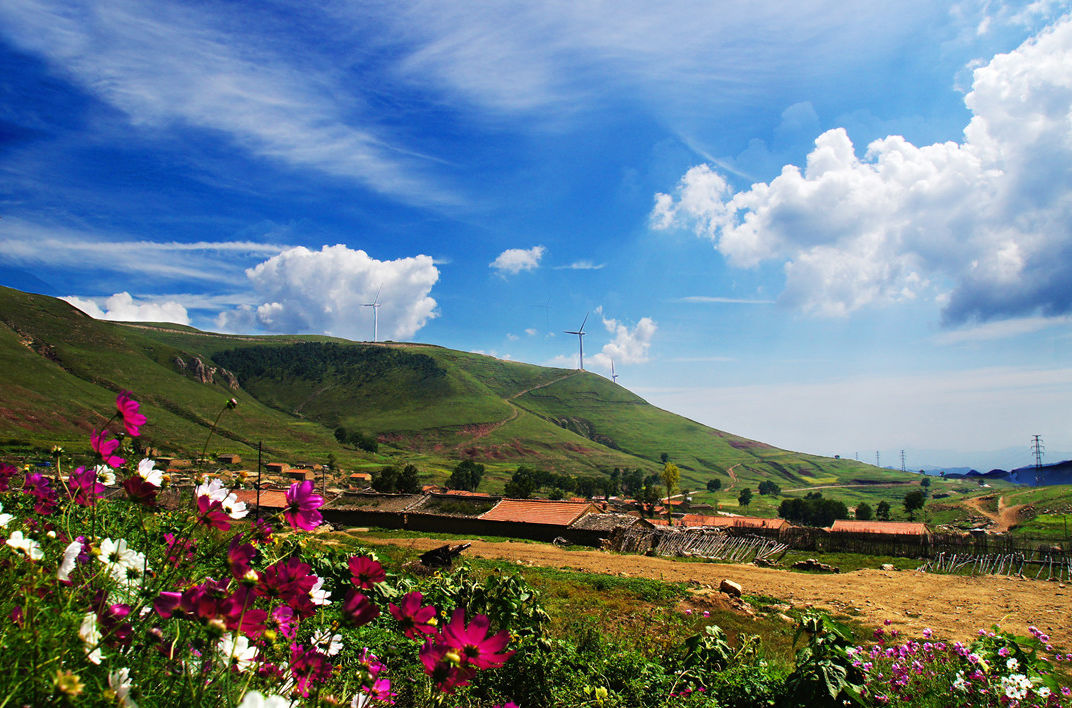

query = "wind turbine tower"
[
  {"left": 564, "top": 313, "right": 588, "bottom": 370},
  {"left": 611, "top": 359, "right": 619, "bottom": 384},
  {"left": 363, "top": 287, "right": 382, "bottom": 343}
]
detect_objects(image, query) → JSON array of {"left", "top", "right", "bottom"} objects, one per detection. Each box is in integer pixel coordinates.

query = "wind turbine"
[
  {"left": 363, "top": 286, "right": 381, "bottom": 343},
  {"left": 564, "top": 313, "right": 588, "bottom": 370},
  {"left": 610, "top": 359, "right": 619, "bottom": 384}
]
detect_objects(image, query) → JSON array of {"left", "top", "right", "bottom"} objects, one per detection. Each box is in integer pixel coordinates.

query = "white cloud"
[
  {"left": 524, "top": 327, "right": 538, "bottom": 336},
  {"left": 588, "top": 314, "right": 657, "bottom": 372},
  {"left": 555, "top": 260, "right": 605, "bottom": 270},
  {"left": 216, "top": 245, "right": 438, "bottom": 341},
  {"left": 490, "top": 246, "right": 545, "bottom": 276},
  {"left": 0, "top": 217, "right": 283, "bottom": 283},
  {"left": 63, "top": 292, "right": 190, "bottom": 324},
  {"left": 652, "top": 16, "right": 1072, "bottom": 325},
  {"left": 934, "top": 314, "right": 1072, "bottom": 344},
  {"left": 678, "top": 295, "right": 774, "bottom": 305},
  {"left": 0, "top": 0, "right": 456, "bottom": 206}
]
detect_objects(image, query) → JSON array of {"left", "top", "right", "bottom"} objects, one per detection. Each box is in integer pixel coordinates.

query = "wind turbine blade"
[{"left": 579, "top": 311, "right": 589, "bottom": 332}]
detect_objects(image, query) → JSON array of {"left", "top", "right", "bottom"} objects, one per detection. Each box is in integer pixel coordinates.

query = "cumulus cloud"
[
  {"left": 216, "top": 245, "right": 438, "bottom": 340},
  {"left": 63, "top": 292, "right": 190, "bottom": 324},
  {"left": 490, "top": 246, "right": 545, "bottom": 276},
  {"left": 652, "top": 16, "right": 1072, "bottom": 325},
  {"left": 588, "top": 314, "right": 657, "bottom": 372}
]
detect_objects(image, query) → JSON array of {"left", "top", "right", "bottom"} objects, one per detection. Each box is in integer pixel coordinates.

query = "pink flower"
[
  {"left": 250, "top": 518, "right": 273, "bottom": 544},
  {"left": 68, "top": 466, "right": 106, "bottom": 506},
  {"left": 342, "top": 590, "right": 380, "bottom": 627},
  {"left": 389, "top": 591, "right": 438, "bottom": 640},
  {"left": 91, "top": 430, "right": 125, "bottom": 467},
  {"left": 228, "top": 535, "right": 256, "bottom": 578},
  {"left": 220, "top": 586, "right": 267, "bottom": 637},
  {"left": 349, "top": 555, "right": 386, "bottom": 589},
  {"left": 284, "top": 481, "right": 323, "bottom": 531},
  {"left": 289, "top": 645, "right": 333, "bottom": 697},
  {"left": 122, "top": 476, "right": 159, "bottom": 507},
  {"left": 0, "top": 463, "right": 16, "bottom": 491},
  {"left": 256, "top": 557, "right": 317, "bottom": 617},
  {"left": 270, "top": 605, "right": 298, "bottom": 639},
  {"left": 419, "top": 641, "right": 476, "bottom": 694},
  {"left": 116, "top": 392, "right": 147, "bottom": 437},
  {"left": 439, "top": 608, "right": 513, "bottom": 670},
  {"left": 196, "top": 495, "right": 231, "bottom": 531},
  {"left": 164, "top": 533, "right": 196, "bottom": 563},
  {"left": 23, "top": 471, "right": 58, "bottom": 514}
]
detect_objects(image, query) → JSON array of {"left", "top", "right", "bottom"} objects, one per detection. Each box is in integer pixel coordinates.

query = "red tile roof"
[
  {"left": 233, "top": 489, "right": 288, "bottom": 509},
  {"left": 829, "top": 520, "right": 929, "bottom": 536},
  {"left": 442, "top": 490, "right": 492, "bottom": 497},
  {"left": 677, "top": 514, "right": 788, "bottom": 530},
  {"left": 479, "top": 499, "right": 596, "bottom": 526}
]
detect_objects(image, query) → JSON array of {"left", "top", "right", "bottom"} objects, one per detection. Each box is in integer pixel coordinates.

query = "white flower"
[
  {"left": 222, "top": 494, "right": 248, "bottom": 520},
  {"left": 1001, "top": 674, "right": 1030, "bottom": 701},
  {"left": 952, "top": 672, "right": 968, "bottom": 692},
  {"left": 136, "top": 459, "right": 163, "bottom": 487},
  {"left": 0, "top": 502, "right": 13, "bottom": 528},
  {"left": 309, "top": 576, "right": 331, "bottom": 606},
  {"left": 217, "top": 634, "right": 258, "bottom": 672},
  {"left": 94, "top": 465, "right": 116, "bottom": 486},
  {"left": 5, "top": 531, "right": 42, "bottom": 560},
  {"left": 108, "top": 667, "right": 138, "bottom": 707},
  {"left": 79, "top": 612, "right": 103, "bottom": 664},
  {"left": 1006, "top": 657, "right": 1019, "bottom": 671},
  {"left": 57, "top": 540, "right": 82, "bottom": 581},
  {"left": 196, "top": 478, "right": 229, "bottom": 502},
  {"left": 311, "top": 629, "right": 343, "bottom": 656},
  {"left": 236, "top": 691, "right": 291, "bottom": 708}
]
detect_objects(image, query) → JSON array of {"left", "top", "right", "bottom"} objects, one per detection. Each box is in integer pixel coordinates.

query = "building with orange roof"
[
  {"left": 479, "top": 499, "right": 597, "bottom": 527},
  {"left": 828, "top": 520, "right": 929, "bottom": 536}
]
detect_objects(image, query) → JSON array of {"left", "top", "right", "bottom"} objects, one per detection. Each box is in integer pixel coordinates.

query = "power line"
[{"left": 1032, "top": 434, "right": 1045, "bottom": 487}]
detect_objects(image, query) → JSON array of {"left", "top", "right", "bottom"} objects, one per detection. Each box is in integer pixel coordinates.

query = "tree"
[
  {"left": 920, "top": 477, "right": 932, "bottom": 495},
  {"left": 372, "top": 465, "right": 400, "bottom": 493},
  {"left": 855, "top": 502, "right": 874, "bottom": 521},
  {"left": 738, "top": 488, "right": 753, "bottom": 507},
  {"left": 504, "top": 466, "right": 538, "bottom": 499},
  {"left": 660, "top": 462, "right": 680, "bottom": 525},
  {"left": 397, "top": 464, "right": 421, "bottom": 494},
  {"left": 446, "top": 460, "right": 485, "bottom": 492},
  {"left": 758, "top": 480, "right": 781, "bottom": 496},
  {"left": 903, "top": 490, "right": 926, "bottom": 519},
  {"left": 660, "top": 452, "right": 670, "bottom": 464},
  {"left": 876, "top": 500, "right": 892, "bottom": 520},
  {"left": 777, "top": 493, "right": 848, "bottom": 526},
  {"left": 706, "top": 478, "right": 722, "bottom": 493}
]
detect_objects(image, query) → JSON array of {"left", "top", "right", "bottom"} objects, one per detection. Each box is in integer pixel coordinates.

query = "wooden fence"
[{"left": 607, "top": 527, "right": 788, "bottom": 563}]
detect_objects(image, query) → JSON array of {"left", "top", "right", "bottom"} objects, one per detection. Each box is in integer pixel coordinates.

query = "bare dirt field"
[{"left": 361, "top": 535, "right": 1072, "bottom": 649}]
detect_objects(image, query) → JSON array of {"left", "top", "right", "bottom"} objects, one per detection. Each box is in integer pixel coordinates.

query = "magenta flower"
[
  {"left": 115, "top": 392, "right": 147, "bottom": 437},
  {"left": 289, "top": 644, "right": 333, "bottom": 697},
  {"left": 341, "top": 589, "right": 380, "bottom": 627},
  {"left": 389, "top": 591, "right": 438, "bottom": 640},
  {"left": 23, "top": 471, "right": 58, "bottom": 514},
  {"left": 67, "top": 466, "right": 105, "bottom": 506},
  {"left": 91, "top": 430, "right": 125, "bottom": 467},
  {"left": 270, "top": 605, "right": 298, "bottom": 639},
  {"left": 164, "top": 533, "right": 196, "bottom": 563},
  {"left": 440, "top": 608, "right": 513, "bottom": 670},
  {"left": 220, "top": 586, "right": 267, "bottom": 637},
  {"left": 196, "top": 495, "right": 231, "bottom": 531},
  {"left": 348, "top": 555, "right": 386, "bottom": 589},
  {"left": 227, "top": 535, "right": 256, "bottom": 578},
  {"left": 153, "top": 591, "right": 182, "bottom": 619},
  {"left": 0, "top": 463, "right": 16, "bottom": 491},
  {"left": 122, "top": 476, "right": 159, "bottom": 507},
  {"left": 419, "top": 640, "right": 476, "bottom": 694},
  {"left": 284, "top": 480, "right": 323, "bottom": 531},
  {"left": 249, "top": 518, "right": 273, "bottom": 544},
  {"left": 256, "top": 557, "right": 317, "bottom": 618}
]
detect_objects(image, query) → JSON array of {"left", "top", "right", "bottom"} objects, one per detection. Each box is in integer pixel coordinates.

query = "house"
[
  {"left": 569, "top": 512, "right": 653, "bottom": 532},
  {"left": 479, "top": 499, "right": 597, "bottom": 527},
  {"left": 216, "top": 453, "right": 241, "bottom": 465},
  {"left": 287, "top": 469, "right": 315, "bottom": 482},
  {"left": 348, "top": 473, "right": 373, "bottom": 487},
  {"left": 265, "top": 462, "right": 288, "bottom": 474},
  {"left": 828, "top": 520, "right": 930, "bottom": 538}
]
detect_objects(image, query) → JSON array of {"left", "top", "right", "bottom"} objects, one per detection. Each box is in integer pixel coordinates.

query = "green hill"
[{"left": 0, "top": 285, "right": 912, "bottom": 493}]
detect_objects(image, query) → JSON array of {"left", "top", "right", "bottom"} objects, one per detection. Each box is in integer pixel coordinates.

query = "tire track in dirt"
[{"left": 358, "top": 535, "right": 1072, "bottom": 649}]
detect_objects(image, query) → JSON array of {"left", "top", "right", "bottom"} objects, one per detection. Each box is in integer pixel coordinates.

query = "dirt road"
[
  {"left": 962, "top": 495, "right": 1026, "bottom": 532},
  {"left": 362, "top": 535, "right": 1072, "bottom": 649}
]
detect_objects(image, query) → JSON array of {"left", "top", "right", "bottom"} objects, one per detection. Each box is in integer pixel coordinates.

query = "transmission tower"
[
  {"left": 1032, "top": 435, "right": 1045, "bottom": 487},
  {"left": 875, "top": 450, "right": 880, "bottom": 468},
  {"left": 900, "top": 449, "right": 906, "bottom": 473}
]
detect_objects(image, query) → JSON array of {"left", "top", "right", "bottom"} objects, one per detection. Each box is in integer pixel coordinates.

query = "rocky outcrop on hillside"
[{"left": 173, "top": 355, "right": 240, "bottom": 390}]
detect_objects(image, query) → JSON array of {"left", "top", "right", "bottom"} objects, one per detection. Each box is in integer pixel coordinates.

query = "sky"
[{"left": 2, "top": 0, "right": 1071, "bottom": 470}]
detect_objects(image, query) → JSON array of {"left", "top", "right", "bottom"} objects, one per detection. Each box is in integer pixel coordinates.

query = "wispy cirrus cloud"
[
  {"left": 555, "top": 260, "right": 605, "bottom": 271},
  {"left": 0, "top": 217, "right": 285, "bottom": 284},
  {"left": 0, "top": 0, "right": 458, "bottom": 206},
  {"left": 678, "top": 295, "right": 774, "bottom": 304}
]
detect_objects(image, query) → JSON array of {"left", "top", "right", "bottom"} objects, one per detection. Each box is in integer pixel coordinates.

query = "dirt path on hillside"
[
  {"left": 456, "top": 372, "right": 578, "bottom": 447},
  {"left": 962, "top": 495, "right": 1026, "bottom": 532},
  {"left": 725, "top": 464, "right": 739, "bottom": 491},
  {"left": 358, "top": 535, "right": 1072, "bottom": 649}
]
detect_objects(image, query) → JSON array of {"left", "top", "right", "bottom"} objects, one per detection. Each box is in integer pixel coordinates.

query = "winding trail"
[
  {"left": 455, "top": 372, "right": 578, "bottom": 447},
  {"left": 961, "top": 495, "right": 1026, "bottom": 532},
  {"left": 724, "top": 463, "right": 740, "bottom": 491}
]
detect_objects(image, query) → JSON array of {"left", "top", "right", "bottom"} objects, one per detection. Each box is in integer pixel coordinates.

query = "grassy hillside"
[{"left": 0, "top": 285, "right": 915, "bottom": 495}]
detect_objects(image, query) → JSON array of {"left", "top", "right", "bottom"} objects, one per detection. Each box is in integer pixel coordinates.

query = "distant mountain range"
[
  {"left": 940, "top": 460, "right": 1072, "bottom": 487},
  {"left": 0, "top": 285, "right": 918, "bottom": 491}
]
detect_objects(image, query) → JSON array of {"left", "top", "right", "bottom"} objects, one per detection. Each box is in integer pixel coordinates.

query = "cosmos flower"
[
  {"left": 341, "top": 590, "right": 380, "bottom": 627},
  {"left": 116, "top": 392, "right": 147, "bottom": 437},
  {"left": 284, "top": 481, "right": 323, "bottom": 531},
  {"left": 68, "top": 466, "right": 106, "bottom": 506},
  {"left": 348, "top": 555, "right": 386, "bottom": 589},
  {"left": 439, "top": 608, "right": 514, "bottom": 670},
  {"left": 91, "top": 430, "right": 125, "bottom": 467},
  {"left": 389, "top": 591, "right": 437, "bottom": 640}
]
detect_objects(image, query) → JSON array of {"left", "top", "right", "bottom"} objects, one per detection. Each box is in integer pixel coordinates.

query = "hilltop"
[{"left": 0, "top": 285, "right": 912, "bottom": 493}]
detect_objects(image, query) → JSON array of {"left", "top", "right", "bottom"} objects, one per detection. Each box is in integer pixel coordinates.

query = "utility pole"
[
  {"left": 256, "top": 441, "right": 263, "bottom": 520},
  {"left": 1032, "top": 435, "right": 1045, "bottom": 487},
  {"left": 900, "top": 449, "right": 906, "bottom": 473}
]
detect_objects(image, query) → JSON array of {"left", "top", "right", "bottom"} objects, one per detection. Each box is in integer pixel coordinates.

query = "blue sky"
[{"left": 2, "top": 0, "right": 1071, "bottom": 469}]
